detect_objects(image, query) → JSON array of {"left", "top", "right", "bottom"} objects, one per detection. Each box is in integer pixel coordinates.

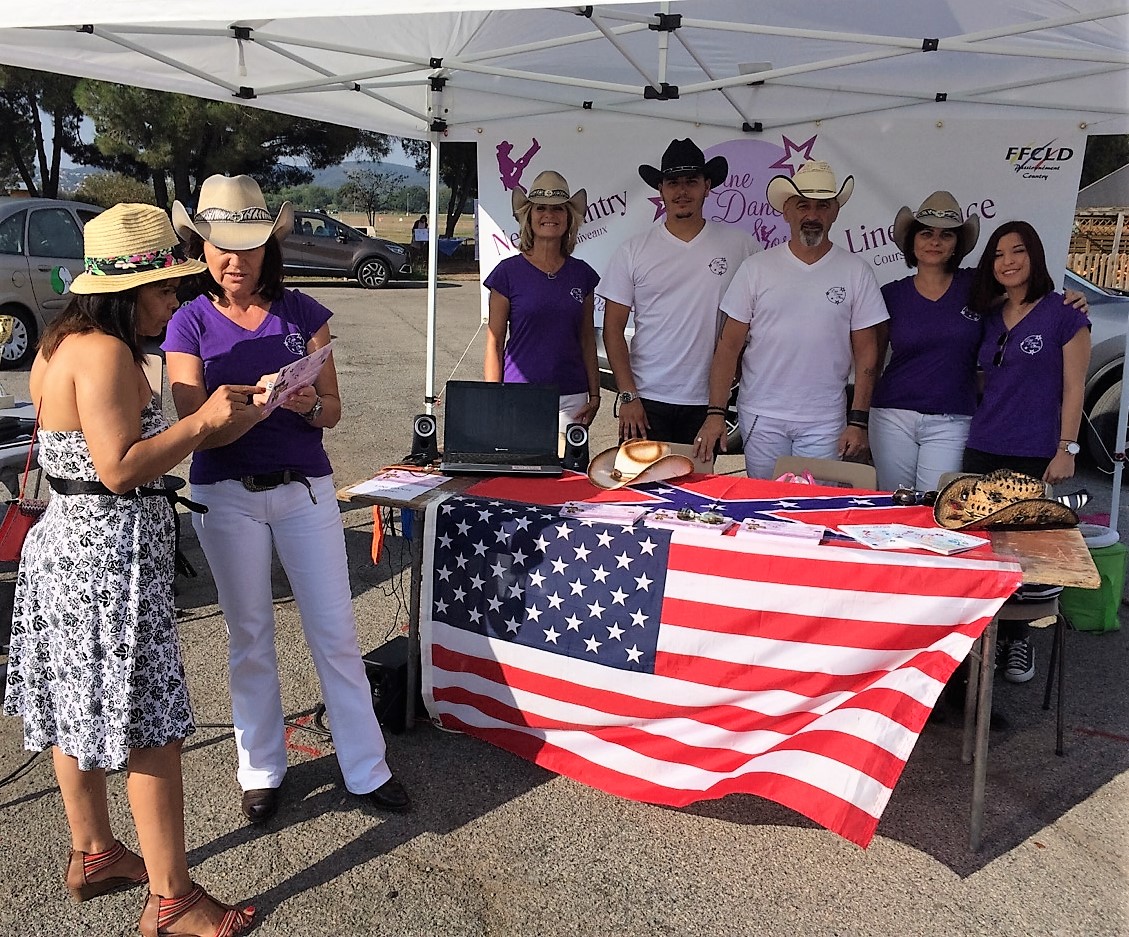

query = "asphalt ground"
[{"left": 0, "top": 276, "right": 1127, "bottom": 936}]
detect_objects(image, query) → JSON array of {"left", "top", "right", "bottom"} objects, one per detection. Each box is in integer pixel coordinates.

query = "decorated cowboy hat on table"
[
  {"left": 172, "top": 174, "right": 294, "bottom": 251},
  {"left": 588, "top": 440, "right": 695, "bottom": 490},
  {"left": 511, "top": 170, "right": 587, "bottom": 216},
  {"left": 891, "top": 190, "right": 980, "bottom": 261},
  {"left": 69, "top": 202, "right": 207, "bottom": 295},
  {"left": 933, "top": 469, "right": 1079, "bottom": 530},
  {"left": 638, "top": 138, "right": 728, "bottom": 190},
  {"left": 766, "top": 160, "right": 854, "bottom": 213}
]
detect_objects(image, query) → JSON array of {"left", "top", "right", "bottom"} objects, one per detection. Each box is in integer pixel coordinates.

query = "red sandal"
[
  {"left": 138, "top": 883, "right": 255, "bottom": 937},
  {"left": 65, "top": 839, "right": 149, "bottom": 902}
]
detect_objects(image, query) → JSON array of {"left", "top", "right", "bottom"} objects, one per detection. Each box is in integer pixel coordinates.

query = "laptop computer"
[{"left": 440, "top": 380, "right": 562, "bottom": 476}]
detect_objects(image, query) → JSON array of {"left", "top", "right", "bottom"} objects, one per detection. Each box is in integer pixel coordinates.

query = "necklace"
[{"left": 525, "top": 252, "right": 564, "bottom": 279}]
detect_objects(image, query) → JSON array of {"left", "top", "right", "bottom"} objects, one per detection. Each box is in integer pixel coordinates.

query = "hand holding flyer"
[{"left": 258, "top": 340, "right": 335, "bottom": 415}]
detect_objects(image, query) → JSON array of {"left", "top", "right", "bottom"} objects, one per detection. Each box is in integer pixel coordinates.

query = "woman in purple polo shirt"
[
  {"left": 484, "top": 170, "right": 601, "bottom": 436},
  {"left": 164, "top": 175, "right": 411, "bottom": 824},
  {"left": 869, "top": 192, "right": 983, "bottom": 492},
  {"left": 962, "top": 219, "right": 1091, "bottom": 683}
]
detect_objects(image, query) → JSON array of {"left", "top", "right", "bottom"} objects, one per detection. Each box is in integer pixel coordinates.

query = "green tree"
[
  {"left": 0, "top": 66, "right": 84, "bottom": 197},
  {"left": 402, "top": 139, "right": 477, "bottom": 237},
  {"left": 338, "top": 167, "right": 407, "bottom": 227},
  {"left": 1080, "top": 134, "right": 1129, "bottom": 189},
  {"left": 267, "top": 183, "right": 338, "bottom": 212},
  {"left": 72, "top": 80, "right": 393, "bottom": 210},
  {"left": 75, "top": 171, "right": 157, "bottom": 208}
]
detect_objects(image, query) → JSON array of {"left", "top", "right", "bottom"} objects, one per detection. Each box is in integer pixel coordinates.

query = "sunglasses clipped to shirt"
[{"left": 993, "top": 329, "right": 1009, "bottom": 367}]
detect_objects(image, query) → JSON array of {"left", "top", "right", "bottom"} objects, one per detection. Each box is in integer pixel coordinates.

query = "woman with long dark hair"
[{"left": 3, "top": 203, "right": 258, "bottom": 936}]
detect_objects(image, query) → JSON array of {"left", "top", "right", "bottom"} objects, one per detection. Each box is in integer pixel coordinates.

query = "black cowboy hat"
[{"left": 638, "top": 138, "right": 727, "bottom": 190}]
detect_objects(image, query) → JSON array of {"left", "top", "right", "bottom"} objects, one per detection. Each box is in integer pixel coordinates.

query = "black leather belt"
[
  {"left": 240, "top": 469, "right": 316, "bottom": 503},
  {"left": 46, "top": 475, "right": 207, "bottom": 579}
]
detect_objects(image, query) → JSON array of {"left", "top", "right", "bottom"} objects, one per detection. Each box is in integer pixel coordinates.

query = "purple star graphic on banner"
[{"left": 769, "top": 135, "right": 818, "bottom": 175}]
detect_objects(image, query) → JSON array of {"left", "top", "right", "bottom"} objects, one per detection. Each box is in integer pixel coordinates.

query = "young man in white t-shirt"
[
  {"left": 599, "top": 138, "right": 759, "bottom": 445},
  {"left": 694, "top": 160, "right": 888, "bottom": 478}
]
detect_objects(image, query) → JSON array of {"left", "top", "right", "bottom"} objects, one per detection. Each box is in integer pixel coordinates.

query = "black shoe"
[
  {"left": 241, "top": 787, "right": 281, "bottom": 824},
  {"left": 359, "top": 776, "right": 412, "bottom": 813}
]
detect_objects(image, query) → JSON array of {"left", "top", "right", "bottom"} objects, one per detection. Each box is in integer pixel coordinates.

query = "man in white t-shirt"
[
  {"left": 694, "top": 160, "right": 888, "bottom": 478},
  {"left": 599, "top": 138, "right": 759, "bottom": 445}
]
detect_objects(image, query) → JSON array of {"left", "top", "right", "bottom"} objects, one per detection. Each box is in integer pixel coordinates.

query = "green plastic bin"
[{"left": 1059, "top": 525, "right": 1126, "bottom": 634}]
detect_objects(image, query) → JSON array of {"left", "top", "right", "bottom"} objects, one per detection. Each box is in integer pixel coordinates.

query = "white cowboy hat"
[
  {"left": 511, "top": 170, "right": 588, "bottom": 216},
  {"left": 172, "top": 174, "right": 293, "bottom": 251},
  {"left": 891, "top": 190, "right": 980, "bottom": 261},
  {"left": 587, "top": 440, "right": 695, "bottom": 490},
  {"left": 69, "top": 203, "right": 206, "bottom": 295},
  {"left": 766, "top": 160, "right": 854, "bottom": 213}
]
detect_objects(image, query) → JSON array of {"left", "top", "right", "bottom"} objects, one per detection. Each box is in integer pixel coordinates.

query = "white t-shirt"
[
  {"left": 598, "top": 221, "right": 758, "bottom": 405},
  {"left": 721, "top": 242, "right": 888, "bottom": 422}
]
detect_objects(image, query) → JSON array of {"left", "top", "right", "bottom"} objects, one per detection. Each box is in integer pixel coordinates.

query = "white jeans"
[
  {"left": 869, "top": 407, "right": 972, "bottom": 492},
  {"left": 191, "top": 474, "right": 391, "bottom": 795},
  {"left": 740, "top": 412, "right": 844, "bottom": 480}
]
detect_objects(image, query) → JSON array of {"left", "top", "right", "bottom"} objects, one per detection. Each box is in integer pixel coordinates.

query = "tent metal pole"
[
  {"left": 1110, "top": 327, "right": 1129, "bottom": 533},
  {"left": 425, "top": 132, "right": 440, "bottom": 417}
]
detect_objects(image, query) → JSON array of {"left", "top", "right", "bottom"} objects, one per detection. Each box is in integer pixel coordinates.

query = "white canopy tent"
[{"left": 1, "top": 1, "right": 1126, "bottom": 500}]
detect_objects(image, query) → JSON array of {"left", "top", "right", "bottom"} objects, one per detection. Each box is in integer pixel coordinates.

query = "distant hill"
[
  {"left": 310, "top": 160, "right": 428, "bottom": 189},
  {"left": 53, "top": 159, "right": 428, "bottom": 193}
]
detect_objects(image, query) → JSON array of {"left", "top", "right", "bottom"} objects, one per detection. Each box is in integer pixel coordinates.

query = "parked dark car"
[
  {"left": 0, "top": 197, "right": 102, "bottom": 369},
  {"left": 282, "top": 211, "right": 411, "bottom": 288}
]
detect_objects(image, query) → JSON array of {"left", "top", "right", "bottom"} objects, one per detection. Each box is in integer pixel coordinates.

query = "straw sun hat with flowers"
[{"left": 69, "top": 203, "right": 206, "bottom": 295}]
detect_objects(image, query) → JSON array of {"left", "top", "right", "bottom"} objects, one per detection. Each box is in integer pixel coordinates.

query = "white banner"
[{"left": 475, "top": 118, "right": 1086, "bottom": 323}]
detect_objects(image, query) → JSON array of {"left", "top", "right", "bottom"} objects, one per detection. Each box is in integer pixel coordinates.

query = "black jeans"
[{"left": 629, "top": 398, "right": 708, "bottom": 446}]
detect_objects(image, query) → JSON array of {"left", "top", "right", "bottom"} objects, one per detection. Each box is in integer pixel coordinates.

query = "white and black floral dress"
[{"left": 3, "top": 398, "right": 194, "bottom": 770}]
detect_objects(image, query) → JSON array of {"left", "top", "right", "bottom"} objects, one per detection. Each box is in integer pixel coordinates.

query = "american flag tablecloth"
[{"left": 420, "top": 475, "right": 1022, "bottom": 847}]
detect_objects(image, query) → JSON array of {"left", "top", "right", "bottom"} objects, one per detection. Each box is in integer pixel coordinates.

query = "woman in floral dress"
[{"left": 3, "top": 204, "right": 259, "bottom": 937}]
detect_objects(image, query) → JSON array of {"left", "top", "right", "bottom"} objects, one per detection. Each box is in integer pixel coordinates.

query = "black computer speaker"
[
  {"left": 408, "top": 412, "right": 439, "bottom": 464},
  {"left": 562, "top": 422, "right": 590, "bottom": 471}
]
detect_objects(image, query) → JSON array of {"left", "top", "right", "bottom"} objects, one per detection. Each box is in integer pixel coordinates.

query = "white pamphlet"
[{"left": 260, "top": 340, "right": 335, "bottom": 415}]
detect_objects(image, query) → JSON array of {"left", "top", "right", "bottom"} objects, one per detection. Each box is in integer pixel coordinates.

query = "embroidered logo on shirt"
[
  {"left": 570, "top": 287, "right": 584, "bottom": 303},
  {"left": 960, "top": 306, "right": 981, "bottom": 321},
  {"left": 708, "top": 257, "right": 728, "bottom": 275},
  {"left": 284, "top": 333, "right": 307, "bottom": 356},
  {"left": 1019, "top": 334, "right": 1044, "bottom": 355},
  {"left": 826, "top": 286, "right": 846, "bottom": 305}
]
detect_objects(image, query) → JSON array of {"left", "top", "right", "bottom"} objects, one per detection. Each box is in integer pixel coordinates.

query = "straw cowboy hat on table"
[
  {"left": 172, "top": 174, "right": 294, "bottom": 251},
  {"left": 933, "top": 469, "right": 1078, "bottom": 530},
  {"left": 766, "top": 160, "right": 854, "bottom": 213},
  {"left": 69, "top": 202, "right": 206, "bottom": 294},
  {"left": 588, "top": 440, "right": 695, "bottom": 490}
]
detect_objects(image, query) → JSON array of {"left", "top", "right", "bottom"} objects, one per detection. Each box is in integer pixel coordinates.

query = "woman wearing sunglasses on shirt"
[{"left": 961, "top": 219, "right": 1091, "bottom": 684}]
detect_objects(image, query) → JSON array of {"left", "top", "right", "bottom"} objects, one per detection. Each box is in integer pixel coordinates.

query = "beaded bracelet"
[{"left": 705, "top": 406, "right": 727, "bottom": 416}]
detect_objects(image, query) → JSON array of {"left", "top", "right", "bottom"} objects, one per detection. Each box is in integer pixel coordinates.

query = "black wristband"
[
  {"left": 847, "top": 420, "right": 869, "bottom": 430},
  {"left": 847, "top": 409, "right": 869, "bottom": 426}
]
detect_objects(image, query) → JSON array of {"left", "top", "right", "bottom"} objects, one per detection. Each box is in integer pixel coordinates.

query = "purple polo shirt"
[
  {"left": 484, "top": 254, "right": 600, "bottom": 394},
  {"left": 163, "top": 289, "right": 334, "bottom": 484},
  {"left": 872, "top": 268, "right": 981, "bottom": 415},
  {"left": 966, "top": 292, "right": 1090, "bottom": 459}
]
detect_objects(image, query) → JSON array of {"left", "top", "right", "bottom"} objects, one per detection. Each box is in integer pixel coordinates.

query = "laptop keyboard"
[{"left": 445, "top": 451, "right": 553, "bottom": 466}]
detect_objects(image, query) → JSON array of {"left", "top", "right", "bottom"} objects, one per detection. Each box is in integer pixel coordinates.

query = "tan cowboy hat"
[
  {"left": 766, "top": 160, "right": 854, "bottom": 213},
  {"left": 69, "top": 203, "right": 207, "bottom": 295},
  {"left": 933, "top": 469, "right": 1078, "bottom": 530},
  {"left": 588, "top": 440, "right": 695, "bottom": 490},
  {"left": 172, "top": 174, "right": 294, "bottom": 251},
  {"left": 891, "top": 190, "right": 980, "bottom": 261},
  {"left": 638, "top": 138, "right": 728, "bottom": 190},
  {"left": 511, "top": 170, "right": 588, "bottom": 216}
]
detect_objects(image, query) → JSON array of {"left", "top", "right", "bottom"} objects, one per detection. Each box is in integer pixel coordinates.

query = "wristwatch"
[
  {"left": 617, "top": 392, "right": 639, "bottom": 405},
  {"left": 303, "top": 395, "right": 323, "bottom": 423},
  {"left": 1060, "top": 439, "right": 1080, "bottom": 455}
]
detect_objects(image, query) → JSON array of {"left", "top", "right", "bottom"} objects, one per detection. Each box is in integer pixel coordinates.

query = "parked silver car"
[{"left": 0, "top": 197, "right": 103, "bottom": 369}]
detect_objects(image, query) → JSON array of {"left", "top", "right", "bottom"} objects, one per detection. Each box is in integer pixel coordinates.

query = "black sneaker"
[{"left": 1002, "top": 637, "right": 1035, "bottom": 684}]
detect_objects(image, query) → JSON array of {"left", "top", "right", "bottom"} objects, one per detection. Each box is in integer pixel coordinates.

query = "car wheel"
[
  {"left": 356, "top": 256, "right": 390, "bottom": 289},
  {"left": 1084, "top": 378, "right": 1122, "bottom": 473},
  {"left": 0, "top": 306, "right": 36, "bottom": 370}
]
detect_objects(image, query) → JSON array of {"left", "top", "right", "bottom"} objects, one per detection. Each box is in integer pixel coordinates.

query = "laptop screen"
[{"left": 443, "top": 380, "right": 560, "bottom": 459}]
